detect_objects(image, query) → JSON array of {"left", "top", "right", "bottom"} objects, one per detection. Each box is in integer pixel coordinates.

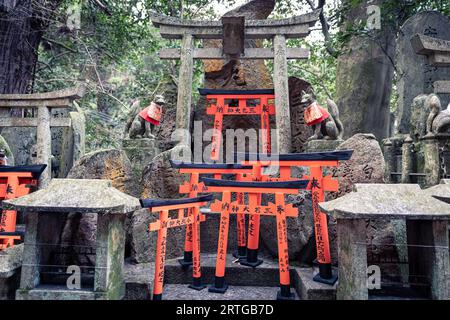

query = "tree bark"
[{"left": 0, "top": 1, "right": 62, "bottom": 95}]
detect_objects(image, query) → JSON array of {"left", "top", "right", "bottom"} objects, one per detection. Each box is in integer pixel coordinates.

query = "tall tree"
[{"left": 0, "top": 0, "right": 63, "bottom": 94}]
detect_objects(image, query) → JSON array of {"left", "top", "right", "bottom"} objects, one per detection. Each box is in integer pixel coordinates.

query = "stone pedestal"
[
  {"left": 0, "top": 244, "right": 23, "bottom": 300},
  {"left": 122, "top": 138, "right": 159, "bottom": 182},
  {"left": 306, "top": 139, "right": 343, "bottom": 152}
]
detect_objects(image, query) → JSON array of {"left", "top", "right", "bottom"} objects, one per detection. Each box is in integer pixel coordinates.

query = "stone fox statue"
[
  {"left": 125, "top": 95, "right": 165, "bottom": 139},
  {"left": 425, "top": 93, "right": 450, "bottom": 136},
  {"left": 301, "top": 92, "right": 344, "bottom": 140}
]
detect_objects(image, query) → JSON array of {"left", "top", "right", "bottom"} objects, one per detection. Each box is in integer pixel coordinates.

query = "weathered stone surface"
[
  {"left": 396, "top": 11, "right": 450, "bottom": 134},
  {"left": 260, "top": 191, "right": 315, "bottom": 263},
  {"left": 289, "top": 77, "right": 314, "bottom": 153},
  {"left": 59, "top": 150, "right": 137, "bottom": 264},
  {"left": 0, "top": 134, "right": 14, "bottom": 165},
  {"left": 141, "top": 147, "right": 188, "bottom": 199},
  {"left": 122, "top": 138, "right": 159, "bottom": 195},
  {"left": 423, "top": 183, "right": 450, "bottom": 204},
  {"left": 333, "top": 134, "right": 385, "bottom": 196},
  {"left": 409, "top": 94, "right": 429, "bottom": 140},
  {"left": 59, "top": 109, "right": 86, "bottom": 178},
  {"left": 293, "top": 267, "right": 336, "bottom": 300},
  {"left": 306, "top": 139, "right": 342, "bottom": 152},
  {"left": 128, "top": 208, "right": 184, "bottom": 263},
  {"left": 321, "top": 183, "right": 450, "bottom": 220},
  {"left": 0, "top": 244, "right": 23, "bottom": 300},
  {"left": 335, "top": 0, "right": 395, "bottom": 140},
  {"left": 336, "top": 218, "right": 368, "bottom": 300},
  {"left": 3, "top": 179, "right": 139, "bottom": 213},
  {"left": 68, "top": 149, "right": 136, "bottom": 196},
  {"left": 329, "top": 134, "right": 397, "bottom": 268}
]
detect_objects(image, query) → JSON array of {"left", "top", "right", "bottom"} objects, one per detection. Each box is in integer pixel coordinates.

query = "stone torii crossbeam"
[
  {"left": 150, "top": 9, "right": 321, "bottom": 153},
  {"left": 0, "top": 86, "right": 86, "bottom": 187}
]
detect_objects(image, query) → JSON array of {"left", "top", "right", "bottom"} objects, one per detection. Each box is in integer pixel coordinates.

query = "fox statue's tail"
[{"left": 326, "top": 98, "right": 344, "bottom": 139}]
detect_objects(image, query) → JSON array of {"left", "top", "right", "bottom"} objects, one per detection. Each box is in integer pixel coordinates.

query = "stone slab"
[
  {"left": 0, "top": 244, "right": 23, "bottom": 300},
  {"left": 319, "top": 184, "right": 450, "bottom": 220},
  {"left": 162, "top": 284, "right": 297, "bottom": 300},
  {"left": 292, "top": 267, "right": 336, "bottom": 300},
  {"left": 3, "top": 179, "right": 140, "bottom": 214},
  {"left": 306, "top": 139, "right": 343, "bottom": 152},
  {"left": 124, "top": 254, "right": 335, "bottom": 300},
  {"left": 423, "top": 183, "right": 450, "bottom": 203}
]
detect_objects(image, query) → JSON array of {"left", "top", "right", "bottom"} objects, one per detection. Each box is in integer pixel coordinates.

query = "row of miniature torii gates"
[{"left": 140, "top": 10, "right": 353, "bottom": 300}]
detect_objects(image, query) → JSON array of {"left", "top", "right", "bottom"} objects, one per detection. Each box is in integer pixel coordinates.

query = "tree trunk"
[
  {"left": 0, "top": 1, "right": 62, "bottom": 95},
  {"left": 335, "top": 0, "right": 396, "bottom": 140}
]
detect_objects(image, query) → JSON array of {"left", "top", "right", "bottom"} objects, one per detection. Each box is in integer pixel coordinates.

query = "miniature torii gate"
[
  {"left": 150, "top": 9, "right": 321, "bottom": 153},
  {"left": 201, "top": 177, "right": 310, "bottom": 299},
  {"left": 170, "top": 161, "right": 255, "bottom": 264}
]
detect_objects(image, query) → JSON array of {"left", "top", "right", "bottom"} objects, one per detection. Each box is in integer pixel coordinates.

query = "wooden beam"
[
  {"left": 159, "top": 47, "right": 310, "bottom": 60},
  {"left": 0, "top": 117, "right": 71, "bottom": 127}
]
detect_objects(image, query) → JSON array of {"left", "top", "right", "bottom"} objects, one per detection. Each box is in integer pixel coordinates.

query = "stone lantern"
[{"left": 3, "top": 179, "right": 140, "bottom": 300}]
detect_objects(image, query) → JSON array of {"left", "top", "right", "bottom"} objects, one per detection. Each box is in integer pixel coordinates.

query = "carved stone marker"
[
  {"left": 395, "top": 11, "right": 450, "bottom": 134},
  {"left": 3, "top": 179, "right": 140, "bottom": 300},
  {"left": 320, "top": 184, "right": 450, "bottom": 300}
]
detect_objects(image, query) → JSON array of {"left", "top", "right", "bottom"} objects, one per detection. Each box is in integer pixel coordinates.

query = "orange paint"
[
  {"left": 309, "top": 166, "right": 331, "bottom": 265},
  {"left": 147, "top": 197, "right": 209, "bottom": 299},
  {"left": 205, "top": 93, "right": 275, "bottom": 161},
  {"left": 152, "top": 209, "right": 168, "bottom": 298},
  {"left": 0, "top": 172, "right": 36, "bottom": 250},
  {"left": 215, "top": 191, "right": 231, "bottom": 278}
]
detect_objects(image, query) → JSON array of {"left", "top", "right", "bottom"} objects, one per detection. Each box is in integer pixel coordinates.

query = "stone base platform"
[
  {"left": 0, "top": 244, "right": 23, "bottom": 300},
  {"left": 306, "top": 139, "right": 343, "bottom": 152},
  {"left": 123, "top": 253, "right": 337, "bottom": 300}
]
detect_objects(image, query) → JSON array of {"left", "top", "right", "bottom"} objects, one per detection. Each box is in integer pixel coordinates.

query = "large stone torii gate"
[{"left": 150, "top": 9, "right": 321, "bottom": 154}]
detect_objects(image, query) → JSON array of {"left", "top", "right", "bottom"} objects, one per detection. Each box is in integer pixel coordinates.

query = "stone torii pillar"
[{"left": 150, "top": 10, "right": 321, "bottom": 154}]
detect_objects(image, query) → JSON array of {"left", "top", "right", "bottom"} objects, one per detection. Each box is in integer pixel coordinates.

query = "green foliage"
[{"left": 32, "top": 0, "right": 450, "bottom": 151}]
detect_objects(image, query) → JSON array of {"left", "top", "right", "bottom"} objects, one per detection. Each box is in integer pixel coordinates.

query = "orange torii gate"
[
  {"left": 0, "top": 165, "right": 47, "bottom": 250},
  {"left": 238, "top": 150, "right": 353, "bottom": 284},
  {"left": 170, "top": 161, "right": 255, "bottom": 264},
  {"left": 140, "top": 194, "right": 214, "bottom": 300},
  {"left": 199, "top": 88, "right": 275, "bottom": 161},
  {"left": 201, "top": 178, "right": 310, "bottom": 300}
]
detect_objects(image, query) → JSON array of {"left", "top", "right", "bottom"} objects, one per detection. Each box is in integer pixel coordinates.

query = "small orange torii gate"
[
  {"left": 201, "top": 178, "right": 310, "bottom": 300},
  {"left": 0, "top": 165, "right": 47, "bottom": 250},
  {"left": 140, "top": 194, "right": 214, "bottom": 300},
  {"left": 199, "top": 88, "right": 275, "bottom": 160},
  {"left": 170, "top": 161, "right": 255, "bottom": 264},
  {"left": 237, "top": 150, "right": 353, "bottom": 284}
]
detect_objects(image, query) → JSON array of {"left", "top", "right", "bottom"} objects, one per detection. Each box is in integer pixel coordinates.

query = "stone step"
[
  {"left": 124, "top": 253, "right": 337, "bottom": 300},
  {"left": 162, "top": 284, "right": 298, "bottom": 300}
]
